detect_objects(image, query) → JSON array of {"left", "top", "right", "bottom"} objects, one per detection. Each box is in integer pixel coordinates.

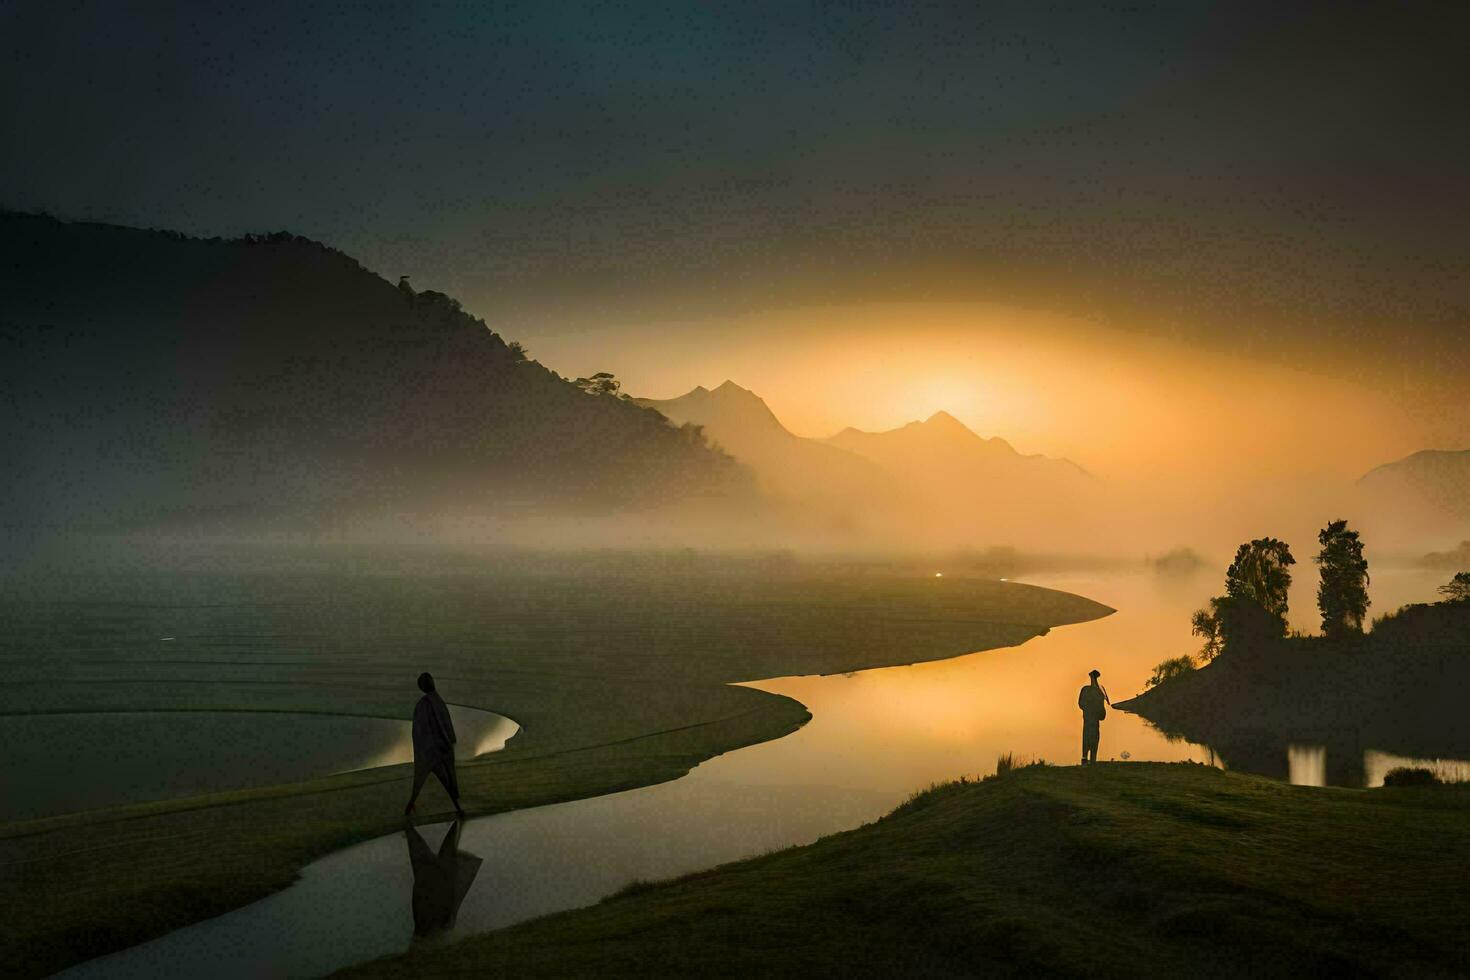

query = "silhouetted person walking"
[
  {"left": 405, "top": 672, "right": 465, "bottom": 817},
  {"left": 1078, "top": 669, "right": 1109, "bottom": 764}
]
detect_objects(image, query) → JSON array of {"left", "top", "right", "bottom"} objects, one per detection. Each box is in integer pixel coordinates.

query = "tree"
[
  {"left": 1146, "top": 654, "right": 1196, "bottom": 689},
  {"left": 1200, "top": 537, "right": 1296, "bottom": 658},
  {"left": 1315, "top": 519, "right": 1370, "bottom": 639},
  {"left": 1190, "top": 603, "right": 1223, "bottom": 662},
  {"left": 1439, "top": 571, "right": 1470, "bottom": 603},
  {"left": 574, "top": 372, "right": 621, "bottom": 397},
  {"left": 676, "top": 421, "right": 709, "bottom": 447},
  {"left": 506, "top": 339, "right": 529, "bottom": 362},
  {"left": 1225, "top": 537, "right": 1295, "bottom": 627}
]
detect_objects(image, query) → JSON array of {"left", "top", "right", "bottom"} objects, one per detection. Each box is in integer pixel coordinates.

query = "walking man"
[
  {"left": 405, "top": 671, "right": 466, "bottom": 817},
  {"left": 1078, "top": 669, "right": 1109, "bottom": 764}
]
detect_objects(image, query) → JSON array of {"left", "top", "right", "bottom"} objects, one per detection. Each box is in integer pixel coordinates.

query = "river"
[{"left": 59, "top": 564, "right": 1462, "bottom": 976}]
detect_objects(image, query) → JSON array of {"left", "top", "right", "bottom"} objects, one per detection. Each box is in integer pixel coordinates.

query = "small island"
[{"left": 1120, "top": 524, "right": 1470, "bottom": 785}]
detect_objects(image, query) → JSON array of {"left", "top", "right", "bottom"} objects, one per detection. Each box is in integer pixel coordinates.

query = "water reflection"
[
  {"left": 2, "top": 706, "right": 517, "bottom": 822},
  {"left": 406, "top": 820, "right": 482, "bottom": 938},
  {"left": 347, "top": 705, "right": 520, "bottom": 773},
  {"left": 1288, "top": 744, "right": 1327, "bottom": 787},
  {"left": 1361, "top": 750, "right": 1470, "bottom": 788},
  {"left": 1279, "top": 746, "right": 1470, "bottom": 788}
]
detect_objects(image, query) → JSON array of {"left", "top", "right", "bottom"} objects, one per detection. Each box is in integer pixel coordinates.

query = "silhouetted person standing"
[
  {"left": 1078, "top": 669, "right": 1109, "bottom": 764},
  {"left": 405, "top": 672, "right": 465, "bottom": 816}
]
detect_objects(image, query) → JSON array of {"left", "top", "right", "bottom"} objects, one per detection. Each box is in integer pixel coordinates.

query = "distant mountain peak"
[
  {"left": 636, "top": 381, "right": 787, "bottom": 435},
  {"left": 827, "top": 411, "right": 1087, "bottom": 479},
  {"left": 1358, "top": 447, "right": 1470, "bottom": 485},
  {"left": 709, "top": 380, "right": 764, "bottom": 402}
]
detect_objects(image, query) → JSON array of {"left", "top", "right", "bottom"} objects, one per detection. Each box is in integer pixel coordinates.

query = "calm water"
[
  {"left": 2, "top": 706, "right": 518, "bottom": 822},
  {"left": 59, "top": 565, "right": 1464, "bottom": 977}
]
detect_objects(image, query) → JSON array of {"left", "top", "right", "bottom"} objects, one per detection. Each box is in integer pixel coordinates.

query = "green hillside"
[{"left": 350, "top": 763, "right": 1470, "bottom": 977}]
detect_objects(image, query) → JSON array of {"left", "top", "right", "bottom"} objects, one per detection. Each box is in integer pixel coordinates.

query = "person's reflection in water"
[
  {"left": 405, "top": 819, "right": 483, "bottom": 938},
  {"left": 405, "top": 671, "right": 465, "bottom": 817}
]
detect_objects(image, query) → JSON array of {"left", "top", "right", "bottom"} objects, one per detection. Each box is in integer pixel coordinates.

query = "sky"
[{"left": 4, "top": 1, "right": 1467, "bottom": 474}]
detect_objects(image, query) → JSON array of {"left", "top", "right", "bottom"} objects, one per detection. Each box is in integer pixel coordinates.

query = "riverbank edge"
[
  {"left": 0, "top": 688, "right": 808, "bottom": 979},
  {"left": 345, "top": 762, "right": 1470, "bottom": 977},
  {"left": 0, "top": 584, "right": 1112, "bottom": 978}
]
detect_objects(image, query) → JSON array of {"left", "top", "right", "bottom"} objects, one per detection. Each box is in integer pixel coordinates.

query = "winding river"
[{"left": 60, "top": 566, "right": 1460, "bottom": 977}]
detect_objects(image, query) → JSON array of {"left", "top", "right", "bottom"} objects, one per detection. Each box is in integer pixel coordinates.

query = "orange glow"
[{"left": 510, "top": 298, "right": 1470, "bottom": 554}]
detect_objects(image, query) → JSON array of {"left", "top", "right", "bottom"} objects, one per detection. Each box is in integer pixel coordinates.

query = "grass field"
[
  {"left": 0, "top": 554, "right": 1110, "bottom": 976},
  {"left": 347, "top": 762, "right": 1470, "bottom": 977}
]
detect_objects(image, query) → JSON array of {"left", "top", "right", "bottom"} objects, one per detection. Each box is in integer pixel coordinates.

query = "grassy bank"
[
  {"left": 0, "top": 558, "right": 1110, "bottom": 976},
  {"left": 348, "top": 763, "right": 1470, "bottom": 977}
]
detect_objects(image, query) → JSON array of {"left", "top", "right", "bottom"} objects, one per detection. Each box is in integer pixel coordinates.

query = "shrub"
[
  {"left": 1382, "top": 767, "right": 1441, "bottom": 787},
  {"left": 1146, "top": 654, "right": 1197, "bottom": 689},
  {"left": 604, "top": 878, "right": 660, "bottom": 902},
  {"left": 990, "top": 753, "right": 1045, "bottom": 779},
  {"left": 1438, "top": 571, "right": 1470, "bottom": 604}
]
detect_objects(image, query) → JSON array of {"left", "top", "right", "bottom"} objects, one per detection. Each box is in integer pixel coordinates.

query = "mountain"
[
  {"left": 0, "top": 211, "right": 752, "bottom": 540},
  {"left": 634, "top": 382, "right": 891, "bottom": 507},
  {"left": 637, "top": 382, "right": 1094, "bottom": 547},
  {"left": 1357, "top": 449, "right": 1470, "bottom": 549},
  {"left": 828, "top": 411, "right": 1089, "bottom": 483},
  {"left": 825, "top": 411, "right": 1093, "bottom": 542}
]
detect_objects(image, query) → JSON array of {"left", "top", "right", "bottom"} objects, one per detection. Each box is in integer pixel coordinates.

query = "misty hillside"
[
  {"left": 826, "top": 412, "right": 1094, "bottom": 542},
  {"left": 1356, "top": 449, "right": 1470, "bottom": 548},
  {"left": 633, "top": 382, "right": 894, "bottom": 510},
  {"left": 0, "top": 211, "right": 751, "bottom": 537},
  {"left": 636, "top": 382, "right": 1097, "bottom": 547}
]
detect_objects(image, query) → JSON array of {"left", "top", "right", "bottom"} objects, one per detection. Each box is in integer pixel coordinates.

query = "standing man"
[{"left": 1078, "top": 669, "right": 1109, "bottom": 764}]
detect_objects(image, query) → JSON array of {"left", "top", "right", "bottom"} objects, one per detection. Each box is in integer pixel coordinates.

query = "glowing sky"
[
  {"left": 532, "top": 302, "right": 1424, "bottom": 481},
  {"left": 4, "top": 1, "right": 1466, "bottom": 473}
]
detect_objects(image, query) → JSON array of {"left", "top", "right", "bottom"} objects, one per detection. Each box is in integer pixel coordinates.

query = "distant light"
[
  {"left": 160, "top": 636, "right": 176, "bottom": 641},
  {"left": 999, "top": 577, "right": 1008, "bottom": 582},
  {"left": 934, "top": 572, "right": 943, "bottom": 578}
]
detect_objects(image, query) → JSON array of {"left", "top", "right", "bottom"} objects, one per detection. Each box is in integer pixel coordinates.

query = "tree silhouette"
[
  {"left": 1201, "top": 537, "right": 1296, "bottom": 656},
  {"left": 574, "top": 372, "right": 621, "bottom": 397},
  {"left": 1146, "top": 654, "right": 1196, "bottom": 689},
  {"left": 1225, "top": 537, "right": 1296, "bottom": 624},
  {"left": 1439, "top": 571, "right": 1470, "bottom": 603},
  {"left": 1315, "top": 519, "right": 1370, "bottom": 638},
  {"left": 1190, "top": 603, "right": 1223, "bottom": 661}
]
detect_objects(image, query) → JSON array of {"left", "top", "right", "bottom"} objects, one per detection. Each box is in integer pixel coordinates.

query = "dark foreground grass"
[{"left": 347, "top": 763, "right": 1470, "bottom": 978}]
